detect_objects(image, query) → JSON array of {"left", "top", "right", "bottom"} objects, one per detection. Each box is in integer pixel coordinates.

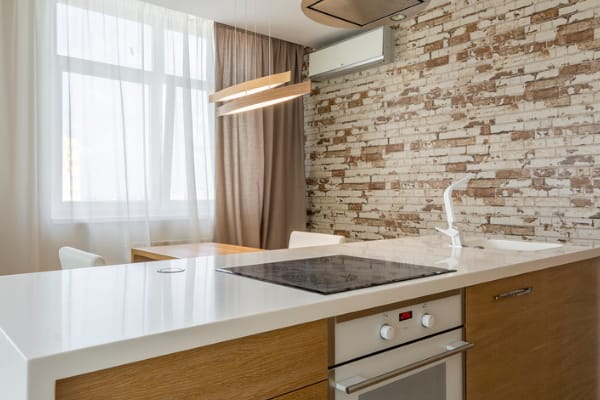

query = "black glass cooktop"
[{"left": 217, "top": 255, "right": 455, "bottom": 295}]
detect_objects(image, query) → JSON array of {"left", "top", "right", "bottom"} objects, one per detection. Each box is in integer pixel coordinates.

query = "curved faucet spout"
[{"left": 437, "top": 174, "right": 474, "bottom": 248}]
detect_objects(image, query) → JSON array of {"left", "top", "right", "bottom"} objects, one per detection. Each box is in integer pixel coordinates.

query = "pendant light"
[
  {"left": 209, "top": 71, "right": 291, "bottom": 103},
  {"left": 216, "top": 80, "right": 311, "bottom": 116},
  {"left": 210, "top": 0, "right": 311, "bottom": 116}
]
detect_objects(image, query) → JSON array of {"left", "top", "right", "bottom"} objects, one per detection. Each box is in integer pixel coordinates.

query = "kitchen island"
[{"left": 1, "top": 235, "right": 599, "bottom": 399}]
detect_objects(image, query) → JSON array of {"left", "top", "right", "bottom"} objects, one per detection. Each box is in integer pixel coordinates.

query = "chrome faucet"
[{"left": 436, "top": 174, "right": 474, "bottom": 248}]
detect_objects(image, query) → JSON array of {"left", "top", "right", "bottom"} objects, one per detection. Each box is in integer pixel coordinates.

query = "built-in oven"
[{"left": 330, "top": 291, "right": 472, "bottom": 400}]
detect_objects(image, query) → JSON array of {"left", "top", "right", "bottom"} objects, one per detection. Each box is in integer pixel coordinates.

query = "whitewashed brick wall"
[{"left": 304, "top": 0, "right": 600, "bottom": 245}]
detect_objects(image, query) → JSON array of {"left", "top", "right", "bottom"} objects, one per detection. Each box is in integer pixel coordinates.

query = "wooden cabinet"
[
  {"left": 56, "top": 320, "right": 328, "bottom": 400},
  {"left": 465, "top": 258, "right": 599, "bottom": 400}
]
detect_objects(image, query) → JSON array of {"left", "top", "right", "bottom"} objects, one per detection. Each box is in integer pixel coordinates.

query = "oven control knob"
[
  {"left": 421, "top": 313, "right": 435, "bottom": 328},
  {"left": 379, "top": 324, "right": 396, "bottom": 340}
]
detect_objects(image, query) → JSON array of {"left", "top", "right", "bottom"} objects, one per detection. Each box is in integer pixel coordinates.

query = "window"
[{"left": 54, "top": 0, "right": 215, "bottom": 220}]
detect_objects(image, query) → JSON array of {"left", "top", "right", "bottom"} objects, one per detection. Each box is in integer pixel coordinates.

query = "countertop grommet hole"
[{"left": 157, "top": 267, "right": 185, "bottom": 274}]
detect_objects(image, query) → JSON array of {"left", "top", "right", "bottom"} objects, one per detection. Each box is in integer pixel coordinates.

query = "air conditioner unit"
[{"left": 308, "top": 27, "right": 394, "bottom": 82}]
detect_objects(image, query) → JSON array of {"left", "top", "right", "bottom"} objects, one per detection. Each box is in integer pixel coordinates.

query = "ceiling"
[{"left": 147, "top": 0, "right": 355, "bottom": 49}]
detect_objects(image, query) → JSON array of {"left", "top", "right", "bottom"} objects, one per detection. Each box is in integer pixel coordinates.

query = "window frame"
[{"left": 52, "top": 1, "right": 214, "bottom": 221}]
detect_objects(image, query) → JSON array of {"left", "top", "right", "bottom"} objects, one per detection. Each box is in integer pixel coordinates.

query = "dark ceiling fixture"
[{"left": 301, "top": 0, "right": 431, "bottom": 29}]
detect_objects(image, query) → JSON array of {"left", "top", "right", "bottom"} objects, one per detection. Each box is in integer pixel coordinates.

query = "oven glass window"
[{"left": 359, "top": 364, "right": 446, "bottom": 400}]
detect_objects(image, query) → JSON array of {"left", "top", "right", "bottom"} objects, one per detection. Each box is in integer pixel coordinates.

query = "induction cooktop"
[{"left": 217, "top": 255, "right": 455, "bottom": 295}]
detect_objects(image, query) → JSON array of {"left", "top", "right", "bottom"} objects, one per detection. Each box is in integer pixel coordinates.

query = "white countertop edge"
[{"left": 28, "top": 245, "right": 600, "bottom": 382}]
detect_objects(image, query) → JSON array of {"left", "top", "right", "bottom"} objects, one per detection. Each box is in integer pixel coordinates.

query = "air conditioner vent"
[{"left": 308, "top": 27, "right": 394, "bottom": 82}]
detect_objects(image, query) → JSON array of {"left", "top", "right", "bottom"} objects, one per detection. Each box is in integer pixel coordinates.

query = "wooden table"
[{"left": 130, "top": 242, "right": 263, "bottom": 262}]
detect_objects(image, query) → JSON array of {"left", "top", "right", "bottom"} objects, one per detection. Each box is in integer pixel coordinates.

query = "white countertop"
[{"left": 1, "top": 235, "right": 599, "bottom": 399}]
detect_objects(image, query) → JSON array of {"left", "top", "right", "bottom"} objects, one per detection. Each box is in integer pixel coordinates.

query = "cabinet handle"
[
  {"left": 494, "top": 287, "right": 533, "bottom": 301},
  {"left": 336, "top": 341, "right": 474, "bottom": 394}
]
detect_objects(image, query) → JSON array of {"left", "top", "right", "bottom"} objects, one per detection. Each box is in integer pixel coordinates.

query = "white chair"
[
  {"left": 288, "top": 231, "right": 346, "bottom": 249},
  {"left": 59, "top": 246, "right": 106, "bottom": 269}
]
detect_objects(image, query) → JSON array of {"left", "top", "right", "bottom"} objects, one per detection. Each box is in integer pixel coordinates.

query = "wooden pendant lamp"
[
  {"left": 210, "top": 0, "right": 311, "bottom": 117},
  {"left": 210, "top": 71, "right": 291, "bottom": 103},
  {"left": 216, "top": 80, "right": 311, "bottom": 116}
]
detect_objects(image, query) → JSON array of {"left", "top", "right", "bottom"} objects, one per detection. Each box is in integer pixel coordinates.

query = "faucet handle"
[
  {"left": 435, "top": 226, "right": 458, "bottom": 236},
  {"left": 436, "top": 226, "right": 463, "bottom": 248}
]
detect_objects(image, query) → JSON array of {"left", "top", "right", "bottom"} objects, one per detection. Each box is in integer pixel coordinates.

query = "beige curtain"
[
  {"left": 214, "top": 23, "right": 306, "bottom": 249},
  {"left": 0, "top": 0, "right": 43, "bottom": 274}
]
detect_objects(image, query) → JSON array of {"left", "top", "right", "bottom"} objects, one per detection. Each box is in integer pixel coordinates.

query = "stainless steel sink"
[{"left": 465, "top": 238, "right": 563, "bottom": 251}]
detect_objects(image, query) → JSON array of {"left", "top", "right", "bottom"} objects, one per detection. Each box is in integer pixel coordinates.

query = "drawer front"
[
  {"left": 466, "top": 270, "right": 543, "bottom": 331},
  {"left": 56, "top": 320, "right": 329, "bottom": 400}
]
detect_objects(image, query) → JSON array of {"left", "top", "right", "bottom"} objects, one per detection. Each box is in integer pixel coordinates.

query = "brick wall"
[{"left": 304, "top": 0, "right": 600, "bottom": 245}]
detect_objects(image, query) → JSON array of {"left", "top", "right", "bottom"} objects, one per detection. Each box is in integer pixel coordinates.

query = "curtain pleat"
[{"left": 214, "top": 23, "right": 306, "bottom": 250}]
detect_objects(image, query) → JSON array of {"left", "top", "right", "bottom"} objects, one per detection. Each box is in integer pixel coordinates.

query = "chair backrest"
[
  {"left": 288, "top": 231, "right": 346, "bottom": 249},
  {"left": 59, "top": 246, "right": 106, "bottom": 269}
]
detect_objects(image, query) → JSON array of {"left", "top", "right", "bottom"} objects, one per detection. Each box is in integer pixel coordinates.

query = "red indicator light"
[{"left": 399, "top": 311, "right": 413, "bottom": 321}]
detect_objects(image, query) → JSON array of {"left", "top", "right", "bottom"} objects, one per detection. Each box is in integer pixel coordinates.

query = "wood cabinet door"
[
  {"left": 541, "top": 259, "right": 599, "bottom": 400},
  {"left": 465, "top": 259, "right": 599, "bottom": 400},
  {"left": 466, "top": 269, "right": 547, "bottom": 399},
  {"left": 56, "top": 320, "right": 329, "bottom": 400}
]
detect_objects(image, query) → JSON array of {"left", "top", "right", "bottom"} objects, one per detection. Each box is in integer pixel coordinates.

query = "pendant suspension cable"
[
  {"left": 253, "top": 0, "right": 258, "bottom": 81},
  {"left": 244, "top": 0, "right": 248, "bottom": 88},
  {"left": 268, "top": 0, "right": 272, "bottom": 77},
  {"left": 233, "top": 0, "right": 237, "bottom": 85}
]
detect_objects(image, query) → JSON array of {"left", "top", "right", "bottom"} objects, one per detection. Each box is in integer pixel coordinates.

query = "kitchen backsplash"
[{"left": 304, "top": 0, "right": 600, "bottom": 245}]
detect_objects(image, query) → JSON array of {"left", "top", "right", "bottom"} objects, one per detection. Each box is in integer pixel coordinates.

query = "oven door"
[{"left": 331, "top": 329, "right": 471, "bottom": 400}]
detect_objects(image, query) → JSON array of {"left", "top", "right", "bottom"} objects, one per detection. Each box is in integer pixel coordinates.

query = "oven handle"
[{"left": 338, "top": 341, "right": 474, "bottom": 395}]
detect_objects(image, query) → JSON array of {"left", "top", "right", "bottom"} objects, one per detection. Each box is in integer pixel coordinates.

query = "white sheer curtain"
[{"left": 0, "top": 0, "right": 215, "bottom": 274}]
